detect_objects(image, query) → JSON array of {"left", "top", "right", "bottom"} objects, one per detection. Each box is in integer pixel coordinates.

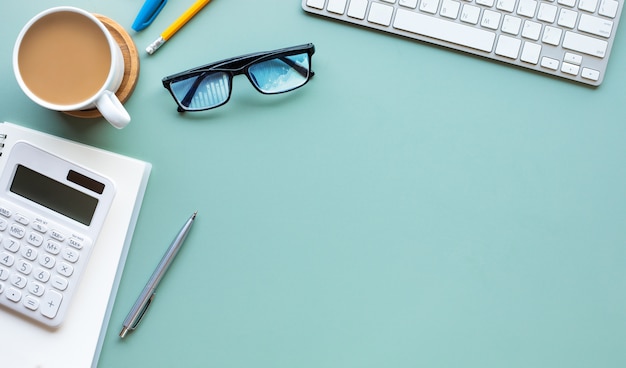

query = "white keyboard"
[{"left": 303, "top": 0, "right": 623, "bottom": 85}]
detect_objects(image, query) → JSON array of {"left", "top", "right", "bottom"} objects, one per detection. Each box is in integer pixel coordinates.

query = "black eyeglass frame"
[{"left": 162, "top": 43, "right": 316, "bottom": 112}]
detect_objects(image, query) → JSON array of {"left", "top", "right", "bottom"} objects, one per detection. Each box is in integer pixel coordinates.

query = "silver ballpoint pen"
[{"left": 119, "top": 211, "right": 197, "bottom": 338}]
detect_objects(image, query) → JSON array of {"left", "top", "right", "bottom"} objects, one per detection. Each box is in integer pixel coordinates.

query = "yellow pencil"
[{"left": 146, "top": 0, "right": 212, "bottom": 55}]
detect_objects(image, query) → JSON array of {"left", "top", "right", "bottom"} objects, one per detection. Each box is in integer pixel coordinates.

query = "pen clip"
[
  {"left": 132, "top": 0, "right": 168, "bottom": 32},
  {"left": 130, "top": 292, "right": 156, "bottom": 330}
]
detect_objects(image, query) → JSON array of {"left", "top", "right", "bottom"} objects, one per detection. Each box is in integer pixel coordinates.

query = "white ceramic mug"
[{"left": 13, "top": 7, "right": 130, "bottom": 129}]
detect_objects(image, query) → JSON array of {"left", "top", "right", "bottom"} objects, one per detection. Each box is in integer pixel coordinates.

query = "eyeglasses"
[{"left": 162, "top": 43, "right": 315, "bottom": 112}]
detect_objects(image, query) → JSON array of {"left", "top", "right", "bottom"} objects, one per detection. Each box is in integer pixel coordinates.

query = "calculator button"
[
  {"left": 0, "top": 267, "right": 8, "bottom": 280},
  {"left": 27, "top": 232, "right": 44, "bottom": 247},
  {"left": 14, "top": 214, "right": 30, "bottom": 226},
  {"left": 16, "top": 259, "right": 32, "bottom": 275},
  {"left": 68, "top": 238, "right": 84, "bottom": 250},
  {"left": 0, "top": 282, "right": 4, "bottom": 293},
  {"left": 49, "top": 230, "right": 65, "bottom": 242},
  {"left": 23, "top": 295, "right": 39, "bottom": 311},
  {"left": 32, "top": 221, "right": 47, "bottom": 233},
  {"left": 21, "top": 246, "right": 37, "bottom": 261},
  {"left": 11, "top": 274, "right": 28, "bottom": 289},
  {"left": 33, "top": 268, "right": 50, "bottom": 283},
  {"left": 62, "top": 248, "right": 79, "bottom": 263},
  {"left": 28, "top": 281, "right": 45, "bottom": 296},
  {"left": 57, "top": 262, "right": 73, "bottom": 277},
  {"left": 0, "top": 207, "right": 11, "bottom": 218},
  {"left": 9, "top": 224, "right": 25, "bottom": 239},
  {"left": 0, "top": 218, "right": 7, "bottom": 231},
  {"left": 44, "top": 240, "right": 61, "bottom": 255},
  {"left": 38, "top": 254, "right": 55, "bottom": 269},
  {"left": 51, "top": 276, "right": 68, "bottom": 291},
  {"left": 3, "top": 238, "right": 19, "bottom": 252},
  {"left": 0, "top": 252, "right": 14, "bottom": 267},
  {"left": 41, "top": 290, "right": 63, "bottom": 318},
  {"left": 6, "top": 287, "right": 21, "bottom": 302}
]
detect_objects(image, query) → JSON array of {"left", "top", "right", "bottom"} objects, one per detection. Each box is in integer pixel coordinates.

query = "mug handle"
[{"left": 95, "top": 90, "right": 131, "bottom": 129}]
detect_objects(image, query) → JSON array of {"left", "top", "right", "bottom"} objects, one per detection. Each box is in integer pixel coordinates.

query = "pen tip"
[
  {"left": 192, "top": 211, "right": 198, "bottom": 219},
  {"left": 119, "top": 327, "right": 129, "bottom": 338}
]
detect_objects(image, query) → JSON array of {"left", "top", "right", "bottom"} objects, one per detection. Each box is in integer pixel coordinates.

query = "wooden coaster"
[{"left": 63, "top": 14, "right": 140, "bottom": 119}]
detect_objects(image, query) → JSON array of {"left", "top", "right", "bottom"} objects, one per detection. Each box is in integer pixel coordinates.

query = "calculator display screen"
[{"left": 9, "top": 165, "right": 98, "bottom": 226}]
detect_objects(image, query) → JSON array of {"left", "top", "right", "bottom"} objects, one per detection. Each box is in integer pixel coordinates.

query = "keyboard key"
[
  {"left": 481, "top": 10, "right": 502, "bottom": 30},
  {"left": 521, "top": 41, "right": 542, "bottom": 64},
  {"left": 441, "top": 0, "right": 461, "bottom": 19},
  {"left": 561, "top": 61, "right": 581, "bottom": 75},
  {"left": 347, "top": 0, "right": 368, "bottom": 19},
  {"left": 564, "top": 52, "right": 583, "bottom": 64},
  {"left": 496, "top": 0, "right": 516, "bottom": 12},
  {"left": 599, "top": 0, "right": 619, "bottom": 18},
  {"left": 562, "top": 31, "right": 608, "bottom": 57},
  {"left": 541, "top": 56, "right": 560, "bottom": 70},
  {"left": 461, "top": 4, "right": 481, "bottom": 24},
  {"left": 581, "top": 67, "right": 600, "bottom": 80},
  {"left": 542, "top": 26, "right": 563, "bottom": 45},
  {"left": 578, "top": 13, "right": 613, "bottom": 38},
  {"left": 327, "top": 0, "right": 347, "bottom": 14},
  {"left": 558, "top": 0, "right": 576, "bottom": 6},
  {"left": 306, "top": 0, "right": 326, "bottom": 9},
  {"left": 394, "top": 8, "right": 496, "bottom": 52},
  {"left": 368, "top": 2, "right": 394, "bottom": 26},
  {"left": 496, "top": 35, "right": 522, "bottom": 58},
  {"left": 517, "top": 0, "right": 538, "bottom": 18},
  {"left": 558, "top": 9, "right": 578, "bottom": 28},
  {"left": 522, "top": 20, "right": 542, "bottom": 40},
  {"left": 502, "top": 15, "right": 522, "bottom": 35},
  {"left": 399, "top": 0, "right": 419, "bottom": 8},
  {"left": 420, "top": 0, "right": 441, "bottom": 14},
  {"left": 537, "top": 3, "right": 558, "bottom": 23},
  {"left": 578, "top": 0, "right": 598, "bottom": 12}
]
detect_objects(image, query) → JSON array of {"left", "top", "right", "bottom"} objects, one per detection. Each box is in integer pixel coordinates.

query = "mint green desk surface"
[{"left": 1, "top": 0, "right": 625, "bottom": 367}]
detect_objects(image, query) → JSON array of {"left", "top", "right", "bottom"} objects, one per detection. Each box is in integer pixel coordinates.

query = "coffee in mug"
[{"left": 13, "top": 7, "right": 131, "bottom": 129}]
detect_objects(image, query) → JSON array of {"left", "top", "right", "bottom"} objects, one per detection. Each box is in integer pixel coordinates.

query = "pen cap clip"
[
  {"left": 131, "top": 292, "right": 156, "bottom": 329},
  {"left": 132, "top": 0, "right": 168, "bottom": 31}
]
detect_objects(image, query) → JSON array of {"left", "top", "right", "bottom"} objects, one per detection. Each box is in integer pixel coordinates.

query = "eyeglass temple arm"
[
  {"left": 178, "top": 72, "right": 209, "bottom": 111},
  {"left": 278, "top": 56, "right": 314, "bottom": 78}
]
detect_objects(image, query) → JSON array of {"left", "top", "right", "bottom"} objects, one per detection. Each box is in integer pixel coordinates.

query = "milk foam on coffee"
[{"left": 17, "top": 11, "right": 112, "bottom": 105}]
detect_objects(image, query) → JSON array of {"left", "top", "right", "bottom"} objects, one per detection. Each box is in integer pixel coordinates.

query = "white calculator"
[{"left": 0, "top": 141, "right": 115, "bottom": 327}]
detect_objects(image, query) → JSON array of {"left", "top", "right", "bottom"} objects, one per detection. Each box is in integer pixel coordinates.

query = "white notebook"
[{"left": 0, "top": 122, "right": 151, "bottom": 368}]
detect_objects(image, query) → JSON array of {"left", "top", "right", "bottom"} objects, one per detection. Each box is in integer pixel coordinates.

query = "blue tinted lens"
[
  {"left": 170, "top": 72, "right": 231, "bottom": 110},
  {"left": 248, "top": 52, "right": 310, "bottom": 94}
]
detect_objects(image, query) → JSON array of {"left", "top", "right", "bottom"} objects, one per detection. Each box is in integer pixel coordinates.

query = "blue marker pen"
[{"left": 132, "top": 0, "right": 168, "bottom": 32}]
